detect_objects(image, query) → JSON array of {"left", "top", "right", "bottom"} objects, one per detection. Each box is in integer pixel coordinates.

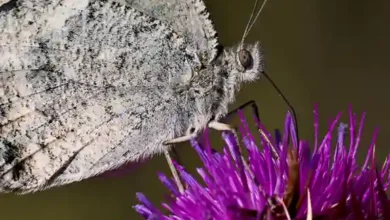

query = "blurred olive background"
[{"left": 1, "top": 0, "right": 390, "bottom": 219}]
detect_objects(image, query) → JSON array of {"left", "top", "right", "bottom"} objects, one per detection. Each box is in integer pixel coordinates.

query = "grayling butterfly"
[{"left": 0, "top": 0, "right": 274, "bottom": 193}]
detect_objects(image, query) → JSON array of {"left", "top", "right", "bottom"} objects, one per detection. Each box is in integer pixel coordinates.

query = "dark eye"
[
  {"left": 238, "top": 49, "right": 253, "bottom": 70},
  {"left": 189, "top": 127, "right": 196, "bottom": 133}
]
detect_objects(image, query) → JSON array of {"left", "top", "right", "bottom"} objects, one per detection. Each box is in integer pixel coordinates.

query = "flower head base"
[{"left": 134, "top": 106, "right": 390, "bottom": 219}]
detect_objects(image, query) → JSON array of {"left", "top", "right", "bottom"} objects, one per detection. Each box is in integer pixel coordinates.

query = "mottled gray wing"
[
  {"left": 122, "top": 0, "right": 219, "bottom": 65},
  {"left": 0, "top": 0, "right": 193, "bottom": 193}
]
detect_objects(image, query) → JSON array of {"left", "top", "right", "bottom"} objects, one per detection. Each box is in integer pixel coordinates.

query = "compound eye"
[{"left": 238, "top": 49, "right": 253, "bottom": 70}]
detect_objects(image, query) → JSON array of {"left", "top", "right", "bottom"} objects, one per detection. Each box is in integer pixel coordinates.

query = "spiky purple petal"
[{"left": 134, "top": 107, "right": 390, "bottom": 219}]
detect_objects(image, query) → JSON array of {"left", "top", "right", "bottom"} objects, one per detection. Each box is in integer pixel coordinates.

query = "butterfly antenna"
[
  {"left": 240, "top": 0, "right": 299, "bottom": 142},
  {"left": 240, "top": 0, "right": 270, "bottom": 48},
  {"left": 262, "top": 71, "right": 300, "bottom": 144},
  {"left": 240, "top": 0, "right": 260, "bottom": 47}
]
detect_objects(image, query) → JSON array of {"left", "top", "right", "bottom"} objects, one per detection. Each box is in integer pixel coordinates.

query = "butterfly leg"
[
  {"left": 161, "top": 121, "right": 236, "bottom": 144},
  {"left": 163, "top": 149, "right": 185, "bottom": 193},
  {"left": 223, "top": 100, "right": 260, "bottom": 122},
  {"left": 162, "top": 134, "right": 196, "bottom": 145},
  {"left": 208, "top": 121, "right": 256, "bottom": 180},
  {"left": 208, "top": 121, "right": 233, "bottom": 131},
  {"left": 162, "top": 133, "right": 199, "bottom": 193},
  {"left": 161, "top": 122, "right": 235, "bottom": 193}
]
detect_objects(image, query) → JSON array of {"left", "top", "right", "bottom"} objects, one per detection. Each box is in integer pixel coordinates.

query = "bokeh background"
[{"left": 1, "top": 0, "right": 390, "bottom": 219}]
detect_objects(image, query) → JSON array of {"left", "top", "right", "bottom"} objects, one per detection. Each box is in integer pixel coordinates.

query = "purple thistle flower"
[{"left": 134, "top": 105, "right": 390, "bottom": 219}]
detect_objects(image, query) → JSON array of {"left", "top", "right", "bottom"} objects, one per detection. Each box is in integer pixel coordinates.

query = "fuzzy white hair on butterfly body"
[{"left": 0, "top": 0, "right": 264, "bottom": 193}]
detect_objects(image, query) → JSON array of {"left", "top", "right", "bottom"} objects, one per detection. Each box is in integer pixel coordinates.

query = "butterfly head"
[{"left": 213, "top": 42, "right": 264, "bottom": 105}]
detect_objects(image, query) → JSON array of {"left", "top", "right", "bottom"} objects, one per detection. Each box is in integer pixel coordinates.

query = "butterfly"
[{"left": 0, "top": 0, "right": 265, "bottom": 193}]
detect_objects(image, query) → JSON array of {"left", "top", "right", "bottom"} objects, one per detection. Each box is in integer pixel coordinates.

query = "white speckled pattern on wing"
[{"left": 0, "top": 0, "right": 202, "bottom": 192}]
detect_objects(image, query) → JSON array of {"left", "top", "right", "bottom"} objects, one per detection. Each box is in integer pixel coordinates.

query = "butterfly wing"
[
  {"left": 0, "top": 0, "right": 194, "bottom": 193},
  {"left": 123, "top": 0, "right": 219, "bottom": 64}
]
